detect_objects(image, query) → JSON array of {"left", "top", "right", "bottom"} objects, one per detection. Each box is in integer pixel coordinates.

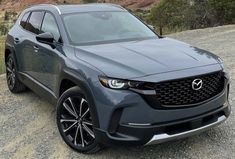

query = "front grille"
[{"left": 143, "top": 71, "right": 224, "bottom": 107}]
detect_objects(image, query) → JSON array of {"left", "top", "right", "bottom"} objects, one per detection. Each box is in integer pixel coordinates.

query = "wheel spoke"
[
  {"left": 8, "top": 76, "right": 13, "bottom": 87},
  {"left": 63, "top": 121, "right": 78, "bottom": 133},
  {"left": 81, "top": 108, "right": 89, "bottom": 119},
  {"left": 74, "top": 124, "right": 80, "bottom": 145},
  {"left": 60, "top": 119, "right": 77, "bottom": 123},
  {"left": 79, "top": 98, "right": 86, "bottom": 116},
  {"left": 6, "top": 67, "right": 12, "bottom": 73},
  {"left": 83, "top": 121, "right": 93, "bottom": 126},
  {"left": 63, "top": 102, "right": 78, "bottom": 118},
  {"left": 80, "top": 125, "right": 85, "bottom": 147},
  {"left": 11, "top": 76, "right": 15, "bottom": 85},
  {"left": 7, "top": 74, "right": 11, "bottom": 81},
  {"left": 7, "top": 60, "right": 13, "bottom": 69},
  {"left": 84, "top": 140, "right": 88, "bottom": 145},
  {"left": 12, "top": 70, "right": 15, "bottom": 78},
  {"left": 82, "top": 123, "right": 95, "bottom": 138},
  {"left": 67, "top": 97, "right": 78, "bottom": 117},
  {"left": 7, "top": 62, "right": 11, "bottom": 69}
]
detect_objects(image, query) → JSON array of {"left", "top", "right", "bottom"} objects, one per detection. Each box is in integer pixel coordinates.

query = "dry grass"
[{"left": 0, "top": 37, "right": 5, "bottom": 74}]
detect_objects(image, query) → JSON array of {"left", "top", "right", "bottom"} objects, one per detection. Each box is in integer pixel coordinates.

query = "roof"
[{"left": 29, "top": 3, "right": 126, "bottom": 15}]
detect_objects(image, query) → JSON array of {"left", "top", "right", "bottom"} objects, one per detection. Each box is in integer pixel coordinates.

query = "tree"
[
  {"left": 150, "top": 0, "right": 191, "bottom": 34},
  {"left": 208, "top": 0, "right": 235, "bottom": 24},
  {"left": 149, "top": 0, "right": 235, "bottom": 34}
]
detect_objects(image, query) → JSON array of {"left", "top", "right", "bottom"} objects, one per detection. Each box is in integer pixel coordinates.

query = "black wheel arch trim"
[
  {"left": 5, "top": 43, "right": 19, "bottom": 72},
  {"left": 58, "top": 69, "right": 100, "bottom": 128}
]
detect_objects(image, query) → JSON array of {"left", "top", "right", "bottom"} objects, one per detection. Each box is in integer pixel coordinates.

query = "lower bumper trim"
[{"left": 145, "top": 115, "right": 227, "bottom": 145}]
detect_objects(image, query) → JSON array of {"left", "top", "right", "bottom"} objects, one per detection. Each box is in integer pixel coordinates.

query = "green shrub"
[
  {"left": 208, "top": 0, "right": 235, "bottom": 24},
  {"left": 0, "top": 23, "right": 8, "bottom": 36},
  {"left": 149, "top": 0, "right": 235, "bottom": 34},
  {"left": 4, "top": 11, "right": 18, "bottom": 21},
  {"left": 0, "top": 37, "right": 5, "bottom": 74}
]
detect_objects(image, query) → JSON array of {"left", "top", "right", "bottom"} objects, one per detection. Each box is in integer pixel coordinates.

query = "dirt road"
[{"left": 0, "top": 25, "right": 234, "bottom": 159}]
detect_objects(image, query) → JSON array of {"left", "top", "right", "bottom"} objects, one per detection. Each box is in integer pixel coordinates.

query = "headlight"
[
  {"left": 99, "top": 77, "right": 141, "bottom": 89},
  {"left": 218, "top": 58, "right": 230, "bottom": 80},
  {"left": 99, "top": 77, "right": 129, "bottom": 89}
]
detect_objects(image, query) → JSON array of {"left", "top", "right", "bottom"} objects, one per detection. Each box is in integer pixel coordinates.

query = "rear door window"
[{"left": 25, "top": 11, "right": 45, "bottom": 34}]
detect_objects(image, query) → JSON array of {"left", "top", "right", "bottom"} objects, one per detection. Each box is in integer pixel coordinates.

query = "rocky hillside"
[
  {"left": 0, "top": 0, "right": 160, "bottom": 11},
  {"left": 0, "top": 0, "right": 58, "bottom": 11}
]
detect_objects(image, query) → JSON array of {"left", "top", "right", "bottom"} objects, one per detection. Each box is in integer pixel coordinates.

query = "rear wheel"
[
  {"left": 6, "top": 54, "right": 26, "bottom": 93},
  {"left": 56, "top": 87, "right": 101, "bottom": 154}
]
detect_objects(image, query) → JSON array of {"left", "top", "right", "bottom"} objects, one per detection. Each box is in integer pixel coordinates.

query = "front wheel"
[{"left": 56, "top": 87, "right": 101, "bottom": 154}]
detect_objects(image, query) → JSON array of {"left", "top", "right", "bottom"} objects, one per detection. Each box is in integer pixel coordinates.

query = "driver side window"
[{"left": 41, "top": 12, "right": 62, "bottom": 43}]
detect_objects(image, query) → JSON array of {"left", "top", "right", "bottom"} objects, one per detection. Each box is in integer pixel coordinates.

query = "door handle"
[
  {"left": 33, "top": 45, "right": 39, "bottom": 53},
  {"left": 14, "top": 38, "right": 20, "bottom": 43}
]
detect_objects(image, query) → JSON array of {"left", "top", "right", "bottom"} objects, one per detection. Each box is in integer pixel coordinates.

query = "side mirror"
[
  {"left": 148, "top": 25, "right": 155, "bottom": 31},
  {"left": 36, "top": 32, "right": 55, "bottom": 48}
]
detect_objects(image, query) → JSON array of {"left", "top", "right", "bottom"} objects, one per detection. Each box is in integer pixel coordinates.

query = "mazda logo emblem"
[{"left": 192, "top": 79, "right": 203, "bottom": 90}]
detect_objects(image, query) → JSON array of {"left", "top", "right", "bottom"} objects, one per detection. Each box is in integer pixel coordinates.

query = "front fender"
[{"left": 57, "top": 65, "right": 103, "bottom": 128}]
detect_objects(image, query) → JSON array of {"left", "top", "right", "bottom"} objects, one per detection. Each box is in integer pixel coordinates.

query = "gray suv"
[{"left": 5, "top": 4, "right": 231, "bottom": 154}]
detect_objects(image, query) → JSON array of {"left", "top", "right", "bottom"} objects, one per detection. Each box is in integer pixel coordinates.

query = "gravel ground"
[{"left": 0, "top": 25, "right": 234, "bottom": 159}]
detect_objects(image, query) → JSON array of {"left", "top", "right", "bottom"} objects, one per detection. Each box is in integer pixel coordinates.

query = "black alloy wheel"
[
  {"left": 57, "top": 87, "right": 101, "bottom": 153},
  {"left": 6, "top": 54, "right": 26, "bottom": 93},
  {"left": 6, "top": 56, "right": 16, "bottom": 90}
]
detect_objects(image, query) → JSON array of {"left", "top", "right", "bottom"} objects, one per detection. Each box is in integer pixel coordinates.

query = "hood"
[{"left": 74, "top": 37, "right": 220, "bottom": 79}]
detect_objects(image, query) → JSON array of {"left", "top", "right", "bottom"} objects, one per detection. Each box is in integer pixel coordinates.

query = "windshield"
[{"left": 63, "top": 11, "right": 157, "bottom": 45}]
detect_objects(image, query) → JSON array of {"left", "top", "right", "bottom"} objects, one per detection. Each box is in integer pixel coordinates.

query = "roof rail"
[
  {"left": 104, "top": 3, "right": 126, "bottom": 10},
  {"left": 29, "top": 4, "right": 61, "bottom": 14}
]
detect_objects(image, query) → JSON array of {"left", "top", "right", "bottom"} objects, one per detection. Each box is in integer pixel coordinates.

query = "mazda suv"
[{"left": 5, "top": 4, "right": 231, "bottom": 153}]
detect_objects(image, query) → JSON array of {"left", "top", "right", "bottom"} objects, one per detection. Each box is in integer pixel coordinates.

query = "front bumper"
[
  {"left": 91, "top": 68, "right": 231, "bottom": 146},
  {"left": 94, "top": 102, "right": 230, "bottom": 146},
  {"left": 145, "top": 114, "right": 227, "bottom": 145}
]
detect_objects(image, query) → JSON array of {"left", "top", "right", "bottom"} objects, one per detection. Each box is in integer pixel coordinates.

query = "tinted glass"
[
  {"left": 63, "top": 11, "right": 157, "bottom": 45},
  {"left": 41, "top": 13, "right": 61, "bottom": 42},
  {"left": 20, "top": 12, "right": 30, "bottom": 28},
  {"left": 25, "top": 11, "right": 44, "bottom": 34}
]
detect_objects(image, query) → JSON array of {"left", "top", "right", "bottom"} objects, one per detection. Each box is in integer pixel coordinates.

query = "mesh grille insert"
[{"left": 143, "top": 71, "right": 224, "bottom": 107}]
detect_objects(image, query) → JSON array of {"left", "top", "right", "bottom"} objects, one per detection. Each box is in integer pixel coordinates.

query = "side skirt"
[{"left": 18, "top": 72, "right": 57, "bottom": 105}]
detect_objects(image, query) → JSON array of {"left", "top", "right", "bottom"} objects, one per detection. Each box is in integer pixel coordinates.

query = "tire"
[
  {"left": 5, "top": 54, "right": 26, "bottom": 93},
  {"left": 56, "top": 86, "right": 102, "bottom": 154}
]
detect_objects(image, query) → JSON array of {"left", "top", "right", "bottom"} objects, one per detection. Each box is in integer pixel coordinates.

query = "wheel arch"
[
  {"left": 57, "top": 70, "right": 100, "bottom": 128},
  {"left": 5, "top": 45, "right": 19, "bottom": 71},
  {"left": 59, "top": 78, "right": 77, "bottom": 97},
  {"left": 5, "top": 48, "right": 11, "bottom": 63}
]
